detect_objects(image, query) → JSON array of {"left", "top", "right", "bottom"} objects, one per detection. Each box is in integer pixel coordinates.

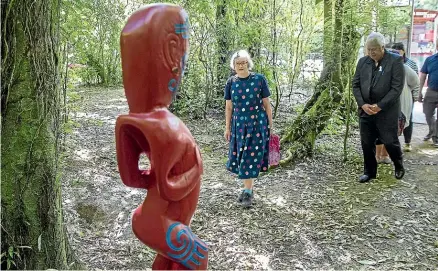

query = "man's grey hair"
[
  {"left": 366, "top": 32, "right": 386, "bottom": 47},
  {"left": 230, "top": 50, "right": 254, "bottom": 70}
]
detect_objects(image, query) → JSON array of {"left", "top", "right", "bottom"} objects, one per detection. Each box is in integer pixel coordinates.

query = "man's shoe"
[
  {"left": 359, "top": 174, "right": 374, "bottom": 183},
  {"left": 403, "top": 143, "right": 412, "bottom": 152},
  {"left": 395, "top": 168, "right": 405, "bottom": 179},
  {"left": 423, "top": 134, "right": 432, "bottom": 141},
  {"left": 433, "top": 142, "right": 438, "bottom": 148},
  {"left": 241, "top": 192, "right": 253, "bottom": 208}
]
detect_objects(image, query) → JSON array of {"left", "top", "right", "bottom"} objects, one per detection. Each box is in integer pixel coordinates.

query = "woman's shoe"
[
  {"left": 403, "top": 143, "right": 412, "bottom": 152},
  {"left": 237, "top": 190, "right": 245, "bottom": 203},
  {"left": 241, "top": 192, "right": 253, "bottom": 208},
  {"left": 381, "top": 156, "right": 392, "bottom": 164}
]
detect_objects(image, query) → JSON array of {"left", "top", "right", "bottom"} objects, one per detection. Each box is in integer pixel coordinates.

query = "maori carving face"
[{"left": 120, "top": 4, "right": 190, "bottom": 113}]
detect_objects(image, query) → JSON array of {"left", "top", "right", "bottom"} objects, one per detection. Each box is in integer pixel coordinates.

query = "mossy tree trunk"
[
  {"left": 1, "top": 0, "right": 78, "bottom": 269},
  {"left": 323, "top": 0, "right": 333, "bottom": 68},
  {"left": 340, "top": 9, "right": 362, "bottom": 162},
  {"left": 280, "top": 0, "right": 357, "bottom": 165}
]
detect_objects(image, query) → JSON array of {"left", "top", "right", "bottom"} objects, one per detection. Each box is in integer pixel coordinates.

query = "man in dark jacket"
[{"left": 352, "top": 32, "right": 406, "bottom": 183}]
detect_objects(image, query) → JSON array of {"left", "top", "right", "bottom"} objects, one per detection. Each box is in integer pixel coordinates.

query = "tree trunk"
[
  {"left": 340, "top": 10, "right": 361, "bottom": 162},
  {"left": 323, "top": 0, "right": 333, "bottom": 68},
  {"left": 1, "top": 0, "right": 79, "bottom": 269},
  {"left": 299, "top": 0, "right": 335, "bottom": 116},
  {"left": 216, "top": 0, "right": 230, "bottom": 96},
  {"left": 287, "top": 0, "right": 305, "bottom": 101},
  {"left": 280, "top": 0, "right": 349, "bottom": 166},
  {"left": 247, "top": 4, "right": 264, "bottom": 65},
  {"left": 272, "top": 0, "right": 280, "bottom": 118}
]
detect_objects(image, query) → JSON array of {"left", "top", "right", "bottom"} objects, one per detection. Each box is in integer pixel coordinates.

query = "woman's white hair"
[
  {"left": 366, "top": 32, "right": 386, "bottom": 47},
  {"left": 229, "top": 50, "right": 254, "bottom": 70}
]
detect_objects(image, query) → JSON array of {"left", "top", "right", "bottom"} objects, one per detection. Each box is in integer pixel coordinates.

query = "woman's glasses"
[{"left": 235, "top": 61, "right": 248, "bottom": 66}]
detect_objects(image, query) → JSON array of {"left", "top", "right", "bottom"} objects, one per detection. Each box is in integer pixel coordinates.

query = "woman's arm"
[
  {"left": 260, "top": 75, "right": 273, "bottom": 129},
  {"left": 224, "top": 78, "right": 233, "bottom": 136},
  {"left": 225, "top": 100, "right": 233, "bottom": 131},
  {"left": 405, "top": 65, "right": 420, "bottom": 98},
  {"left": 262, "top": 98, "right": 273, "bottom": 129}
]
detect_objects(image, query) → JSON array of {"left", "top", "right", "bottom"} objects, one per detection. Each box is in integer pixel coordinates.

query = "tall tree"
[
  {"left": 216, "top": 0, "right": 230, "bottom": 95},
  {"left": 323, "top": 0, "right": 333, "bottom": 67},
  {"left": 280, "top": 0, "right": 361, "bottom": 165},
  {"left": 1, "top": 0, "right": 79, "bottom": 268}
]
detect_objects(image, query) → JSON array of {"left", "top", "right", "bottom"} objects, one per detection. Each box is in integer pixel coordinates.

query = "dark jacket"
[{"left": 352, "top": 50, "right": 405, "bottom": 119}]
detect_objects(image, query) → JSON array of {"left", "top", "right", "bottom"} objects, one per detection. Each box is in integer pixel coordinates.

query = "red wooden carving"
[{"left": 115, "top": 4, "right": 208, "bottom": 270}]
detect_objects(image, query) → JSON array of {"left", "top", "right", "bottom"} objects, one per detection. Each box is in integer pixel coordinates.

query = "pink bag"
[{"left": 269, "top": 134, "right": 280, "bottom": 166}]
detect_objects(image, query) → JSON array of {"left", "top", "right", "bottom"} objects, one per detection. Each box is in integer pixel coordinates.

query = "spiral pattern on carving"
[
  {"left": 165, "top": 222, "right": 208, "bottom": 269},
  {"left": 166, "top": 223, "right": 194, "bottom": 260}
]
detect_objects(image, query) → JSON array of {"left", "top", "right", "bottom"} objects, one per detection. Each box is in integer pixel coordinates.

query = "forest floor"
[{"left": 62, "top": 86, "right": 438, "bottom": 270}]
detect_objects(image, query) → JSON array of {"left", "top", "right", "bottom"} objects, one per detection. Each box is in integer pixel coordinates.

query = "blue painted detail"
[
  {"left": 168, "top": 79, "right": 177, "bottom": 92},
  {"left": 165, "top": 222, "right": 208, "bottom": 270},
  {"left": 175, "top": 18, "right": 190, "bottom": 39},
  {"left": 169, "top": 54, "right": 187, "bottom": 94}
]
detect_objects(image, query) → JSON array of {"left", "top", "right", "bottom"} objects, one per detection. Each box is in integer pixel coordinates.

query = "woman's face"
[
  {"left": 234, "top": 57, "right": 249, "bottom": 74},
  {"left": 394, "top": 49, "right": 405, "bottom": 57}
]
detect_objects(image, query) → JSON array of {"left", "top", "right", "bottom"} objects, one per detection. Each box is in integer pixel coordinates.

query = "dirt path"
[{"left": 62, "top": 86, "right": 438, "bottom": 270}]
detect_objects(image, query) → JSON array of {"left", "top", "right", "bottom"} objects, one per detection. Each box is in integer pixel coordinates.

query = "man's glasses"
[{"left": 367, "top": 47, "right": 382, "bottom": 53}]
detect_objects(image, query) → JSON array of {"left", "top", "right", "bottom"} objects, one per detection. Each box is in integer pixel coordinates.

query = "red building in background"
[{"left": 409, "top": 9, "right": 438, "bottom": 78}]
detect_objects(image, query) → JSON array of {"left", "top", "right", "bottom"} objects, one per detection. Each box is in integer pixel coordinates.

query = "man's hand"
[
  {"left": 418, "top": 94, "right": 423, "bottom": 103},
  {"left": 224, "top": 129, "right": 231, "bottom": 142},
  {"left": 371, "top": 104, "right": 382, "bottom": 113},
  {"left": 361, "top": 104, "right": 377, "bottom": 115}
]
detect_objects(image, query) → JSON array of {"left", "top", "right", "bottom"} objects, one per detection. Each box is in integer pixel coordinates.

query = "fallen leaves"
[
  {"left": 61, "top": 87, "right": 438, "bottom": 270},
  {"left": 357, "top": 259, "right": 377, "bottom": 265}
]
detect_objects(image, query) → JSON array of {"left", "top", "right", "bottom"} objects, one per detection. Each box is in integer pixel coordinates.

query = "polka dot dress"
[{"left": 224, "top": 72, "right": 271, "bottom": 179}]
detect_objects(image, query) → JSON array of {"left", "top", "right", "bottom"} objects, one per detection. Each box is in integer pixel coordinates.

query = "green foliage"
[
  {"left": 377, "top": 5, "right": 411, "bottom": 43},
  {"left": 0, "top": 247, "right": 18, "bottom": 270},
  {"left": 61, "top": 0, "right": 323, "bottom": 118},
  {"left": 62, "top": 119, "right": 81, "bottom": 134},
  {"left": 60, "top": 0, "right": 127, "bottom": 86},
  {"left": 415, "top": 0, "right": 438, "bottom": 10},
  {"left": 322, "top": 112, "right": 346, "bottom": 136},
  {"left": 56, "top": 0, "right": 411, "bottom": 120}
]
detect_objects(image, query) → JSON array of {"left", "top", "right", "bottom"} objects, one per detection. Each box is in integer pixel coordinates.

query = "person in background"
[
  {"left": 224, "top": 50, "right": 273, "bottom": 207},
  {"left": 392, "top": 42, "right": 419, "bottom": 74},
  {"left": 418, "top": 39, "right": 438, "bottom": 148},
  {"left": 391, "top": 43, "right": 420, "bottom": 152},
  {"left": 376, "top": 49, "right": 419, "bottom": 162},
  {"left": 352, "top": 32, "right": 405, "bottom": 183}
]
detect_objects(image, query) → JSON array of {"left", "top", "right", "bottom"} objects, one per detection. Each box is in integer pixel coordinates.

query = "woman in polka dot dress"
[{"left": 224, "top": 50, "right": 273, "bottom": 208}]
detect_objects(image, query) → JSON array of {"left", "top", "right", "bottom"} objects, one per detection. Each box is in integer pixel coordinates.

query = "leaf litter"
[{"left": 62, "top": 86, "right": 438, "bottom": 270}]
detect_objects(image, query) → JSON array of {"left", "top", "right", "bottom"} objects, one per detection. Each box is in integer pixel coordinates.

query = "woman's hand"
[
  {"left": 224, "top": 129, "right": 231, "bottom": 142},
  {"left": 262, "top": 97, "right": 273, "bottom": 134}
]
